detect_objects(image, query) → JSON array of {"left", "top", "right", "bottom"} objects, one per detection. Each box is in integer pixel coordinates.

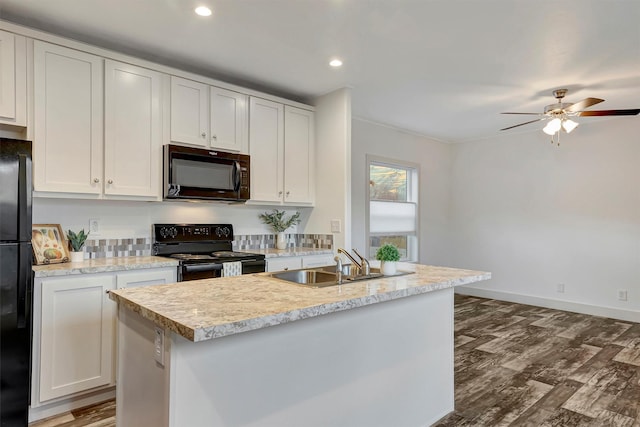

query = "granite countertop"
[
  {"left": 32, "top": 256, "right": 179, "bottom": 278},
  {"left": 109, "top": 262, "right": 491, "bottom": 342},
  {"left": 237, "top": 247, "right": 333, "bottom": 258}
]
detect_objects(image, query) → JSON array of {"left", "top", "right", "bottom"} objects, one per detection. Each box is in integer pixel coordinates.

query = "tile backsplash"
[
  {"left": 84, "top": 234, "right": 333, "bottom": 259},
  {"left": 84, "top": 238, "right": 152, "bottom": 259},
  {"left": 233, "top": 233, "right": 333, "bottom": 251}
]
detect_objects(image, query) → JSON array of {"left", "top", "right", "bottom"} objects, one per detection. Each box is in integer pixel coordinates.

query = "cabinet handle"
[
  {"left": 201, "top": 132, "right": 206, "bottom": 138},
  {"left": 278, "top": 191, "right": 283, "bottom": 196},
  {"left": 284, "top": 267, "right": 289, "bottom": 271},
  {"left": 108, "top": 179, "right": 113, "bottom": 184},
  {"left": 93, "top": 178, "right": 100, "bottom": 183},
  {"left": 211, "top": 134, "right": 217, "bottom": 140},
  {"left": 286, "top": 191, "right": 290, "bottom": 197}
]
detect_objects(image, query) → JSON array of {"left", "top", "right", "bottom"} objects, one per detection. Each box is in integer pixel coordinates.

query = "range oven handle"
[
  {"left": 233, "top": 161, "right": 241, "bottom": 192},
  {"left": 182, "top": 263, "right": 223, "bottom": 273}
]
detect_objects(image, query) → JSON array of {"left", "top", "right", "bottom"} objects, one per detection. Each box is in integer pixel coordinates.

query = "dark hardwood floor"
[
  {"left": 30, "top": 294, "right": 640, "bottom": 426},
  {"left": 435, "top": 294, "right": 640, "bottom": 426}
]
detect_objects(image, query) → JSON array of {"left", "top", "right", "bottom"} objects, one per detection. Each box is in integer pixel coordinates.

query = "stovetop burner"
[
  {"left": 170, "top": 254, "right": 217, "bottom": 261},
  {"left": 212, "top": 251, "right": 248, "bottom": 258}
]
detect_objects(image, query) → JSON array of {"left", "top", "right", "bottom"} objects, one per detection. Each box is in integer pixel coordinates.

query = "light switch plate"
[
  {"left": 89, "top": 218, "right": 101, "bottom": 235},
  {"left": 330, "top": 219, "right": 341, "bottom": 233},
  {"left": 154, "top": 327, "right": 165, "bottom": 366}
]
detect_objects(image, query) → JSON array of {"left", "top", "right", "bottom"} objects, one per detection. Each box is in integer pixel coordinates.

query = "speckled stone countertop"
[
  {"left": 32, "top": 256, "right": 179, "bottom": 278},
  {"left": 237, "top": 247, "right": 333, "bottom": 258},
  {"left": 109, "top": 262, "right": 490, "bottom": 342}
]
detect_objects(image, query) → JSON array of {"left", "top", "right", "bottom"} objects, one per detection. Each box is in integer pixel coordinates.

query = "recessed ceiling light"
[
  {"left": 195, "top": 6, "right": 212, "bottom": 17},
  {"left": 329, "top": 59, "right": 343, "bottom": 67}
]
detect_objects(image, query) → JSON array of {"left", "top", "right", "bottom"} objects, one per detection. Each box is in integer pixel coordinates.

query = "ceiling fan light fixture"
[
  {"left": 562, "top": 119, "right": 579, "bottom": 133},
  {"left": 195, "top": 6, "right": 212, "bottom": 16},
  {"left": 543, "top": 118, "right": 562, "bottom": 135}
]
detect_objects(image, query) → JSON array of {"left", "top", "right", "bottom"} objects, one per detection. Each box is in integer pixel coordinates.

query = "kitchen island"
[{"left": 109, "top": 263, "right": 490, "bottom": 427}]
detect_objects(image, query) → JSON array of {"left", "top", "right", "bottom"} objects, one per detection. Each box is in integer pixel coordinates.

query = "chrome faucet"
[
  {"left": 334, "top": 256, "right": 343, "bottom": 284},
  {"left": 352, "top": 248, "right": 370, "bottom": 276},
  {"left": 337, "top": 248, "right": 369, "bottom": 276}
]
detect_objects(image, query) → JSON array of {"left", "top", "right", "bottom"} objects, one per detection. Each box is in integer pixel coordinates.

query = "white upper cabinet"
[
  {"left": 249, "top": 97, "right": 284, "bottom": 203},
  {"left": 104, "top": 60, "right": 162, "bottom": 198},
  {"left": 33, "top": 41, "right": 103, "bottom": 194},
  {"left": 284, "top": 106, "right": 315, "bottom": 205},
  {"left": 170, "top": 76, "right": 248, "bottom": 153},
  {"left": 210, "top": 86, "right": 247, "bottom": 152},
  {"left": 0, "top": 30, "right": 26, "bottom": 126},
  {"left": 170, "top": 76, "right": 208, "bottom": 147},
  {"left": 249, "top": 97, "right": 315, "bottom": 206}
]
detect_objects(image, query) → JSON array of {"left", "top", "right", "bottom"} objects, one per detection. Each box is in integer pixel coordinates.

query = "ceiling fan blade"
[
  {"left": 564, "top": 97, "right": 604, "bottom": 113},
  {"left": 501, "top": 112, "right": 546, "bottom": 115},
  {"left": 577, "top": 109, "right": 640, "bottom": 117},
  {"left": 500, "top": 118, "right": 547, "bottom": 131}
]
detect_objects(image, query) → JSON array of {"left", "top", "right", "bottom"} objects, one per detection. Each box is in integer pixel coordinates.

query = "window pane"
[
  {"left": 370, "top": 235, "right": 408, "bottom": 260},
  {"left": 370, "top": 201, "right": 416, "bottom": 234},
  {"left": 369, "top": 164, "right": 407, "bottom": 201}
]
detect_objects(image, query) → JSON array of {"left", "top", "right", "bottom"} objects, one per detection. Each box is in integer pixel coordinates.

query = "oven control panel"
[{"left": 153, "top": 224, "right": 234, "bottom": 243}]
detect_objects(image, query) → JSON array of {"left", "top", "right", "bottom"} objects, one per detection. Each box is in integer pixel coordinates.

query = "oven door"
[
  {"left": 164, "top": 144, "right": 250, "bottom": 201},
  {"left": 242, "top": 259, "right": 266, "bottom": 274},
  {"left": 180, "top": 263, "right": 223, "bottom": 281}
]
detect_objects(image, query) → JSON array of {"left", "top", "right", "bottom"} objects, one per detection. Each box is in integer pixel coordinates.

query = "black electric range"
[{"left": 153, "top": 224, "right": 265, "bottom": 281}]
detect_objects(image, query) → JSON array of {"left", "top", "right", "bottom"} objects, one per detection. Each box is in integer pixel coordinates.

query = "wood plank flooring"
[
  {"left": 29, "top": 294, "right": 640, "bottom": 426},
  {"left": 434, "top": 294, "right": 640, "bottom": 426}
]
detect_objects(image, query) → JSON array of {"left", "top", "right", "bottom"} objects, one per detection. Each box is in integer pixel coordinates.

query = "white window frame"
[{"left": 365, "top": 155, "right": 419, "bottom": 262}]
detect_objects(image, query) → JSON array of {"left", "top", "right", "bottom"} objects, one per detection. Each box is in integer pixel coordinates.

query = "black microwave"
[{"left": 163, "top": 144, "right": 250, "bottom": 202}]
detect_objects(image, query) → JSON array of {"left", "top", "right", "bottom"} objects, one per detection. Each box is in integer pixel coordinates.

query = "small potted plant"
[
  {"left": 66, "top": 229, "right": 89, "bottom": 262},
  {"left": 258, "top": 210, "right": 301, "bottom": 250},
  {"left": 375, "top": 243, "right": 401, "bottom": 275}
]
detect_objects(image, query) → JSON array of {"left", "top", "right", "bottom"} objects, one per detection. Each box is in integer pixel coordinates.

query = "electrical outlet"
[
  {"left": 557, "top": 283, "right": 565, "bottom": 293},
  {"left": 330, "top": 219, "right": 341, "bottom": 233},
  {"left": 89, "top": 218, "right": 101, "bottom": 235},
  {"left": 154, "top": 327, "right": 165, "bottom": 366},
  {"left": 618, "top": 290, "right": 628, "bottom": 301}
]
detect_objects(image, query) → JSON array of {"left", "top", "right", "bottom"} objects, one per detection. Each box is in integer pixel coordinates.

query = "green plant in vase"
[
  {"left": 67, "top": 229, "right": 89, "bottom": 262},
  {"left": 259, "top": 210, "right": 301, "bottom": 249},
  {"left": 375, "top": 243, "right": 400, "bottom": 275}
]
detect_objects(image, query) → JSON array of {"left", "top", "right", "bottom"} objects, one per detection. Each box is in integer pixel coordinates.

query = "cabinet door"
[
  {"left": 210, "top": 87, "right": 247, "bottom": 153},
  {"left": 266, "top": 257, "right": 302, "bottom": 272},
  {"left": 170, "top": 76, "right": 208, "bottom": 147},
  {"left": 301, "top": 254, "right": 335, "bottom": 269},
  {"left": 248, "top": 97, "right": 284, "bottom": 203},
  {"left": 284, "top": 106, "right": 315, "bottom": 205},
  {"left": 0, "top": 30, "right": 26, "bottom": 126},
  {"left": 39, "top": 275, "right": 115, "bottom": 402},
  {"left": 33, "top": 41, "right": 103, "bottom": 194},
  {"left": 116, "top": 268, "right": 177, "bottom": 289},
  {"left": 104, "top": 60, "right": 162, "bottom": 198}
]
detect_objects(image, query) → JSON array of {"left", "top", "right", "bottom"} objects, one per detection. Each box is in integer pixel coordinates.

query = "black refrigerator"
[{"left": 0, "top": 138, "right": 32, "bottom": 426}]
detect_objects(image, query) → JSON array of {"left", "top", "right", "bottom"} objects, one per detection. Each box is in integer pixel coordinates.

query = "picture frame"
[{"left": 31, "top": 224, "right": 70, "bottom": 265}]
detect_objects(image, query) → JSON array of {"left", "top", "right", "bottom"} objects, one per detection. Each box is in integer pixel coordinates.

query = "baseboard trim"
[
  {"left": 456, "top": 286, "right": 640, "bottom": 323},
  {"left": 29, "top": 387, "right": 115, "bottom": 423}
]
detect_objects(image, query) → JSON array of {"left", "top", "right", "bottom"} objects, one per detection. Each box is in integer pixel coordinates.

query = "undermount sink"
[
  {"left": 269, "top": 264, "right": 413, "bottom": 288},
  {"left": 270, "top": 270, "right": 338, "bottom": 286}
]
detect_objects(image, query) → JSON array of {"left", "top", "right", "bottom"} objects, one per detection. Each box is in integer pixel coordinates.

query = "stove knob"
[
  {"left": 159, "top": 227, "right": 169, "bottom": 238},
  {"left": 223, "top": 227, "right": 231, "bottom": 237},
  {"left": 215, "top": 227, "right": 223, "bottom": 237},
  {"left": 169, "top": 227, "right": 178, "bottom": 238}
]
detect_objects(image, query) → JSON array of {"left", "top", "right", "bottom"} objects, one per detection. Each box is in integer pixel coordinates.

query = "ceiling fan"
[{"left": 500, "top": 89, "right": 640, "bottom": 145}]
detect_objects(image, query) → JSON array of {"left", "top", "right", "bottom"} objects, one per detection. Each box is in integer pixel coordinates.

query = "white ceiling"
[{"left": 1, "top": 0, "right": 639, "bottom": 143}]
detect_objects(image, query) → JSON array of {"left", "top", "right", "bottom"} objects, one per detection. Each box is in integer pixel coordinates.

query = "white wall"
[
  {"left": 351, "top": 119, "right": 452, "bottom": 265},
  {"left": 306, "top": 88, "right": 352, "bottom": 250},
  {"left": 33, "top": 198, "right": 308, "bottom": 239},
  {"left": 450, "top": 119, "right": 640, "bottom": 320}
]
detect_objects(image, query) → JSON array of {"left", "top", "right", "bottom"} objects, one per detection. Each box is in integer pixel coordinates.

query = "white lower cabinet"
[
  {"left": 37, "top": 274, "right": 115, "bottom": 402},
  {"left": 266, "top": 257, "right": 302, "bottom": 272},
  {"left": 32, "top": 267, "right": 177, "bottom": 410},
  {"left": 266, "top": 254, "right": 335, "bottom": 272}
]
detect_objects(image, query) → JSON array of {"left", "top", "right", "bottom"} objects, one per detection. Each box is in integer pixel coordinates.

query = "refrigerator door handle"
[
  {"left": 17, "top": 244, "right": 31, "bottom": 329},
  {"left": 18, "top": 153, "right": 33, "bottom": 242}
]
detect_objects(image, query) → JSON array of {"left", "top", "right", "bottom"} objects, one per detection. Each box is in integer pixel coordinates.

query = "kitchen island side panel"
[{"left": 163, "top": 288, "right": 454, "bottom": 427}]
